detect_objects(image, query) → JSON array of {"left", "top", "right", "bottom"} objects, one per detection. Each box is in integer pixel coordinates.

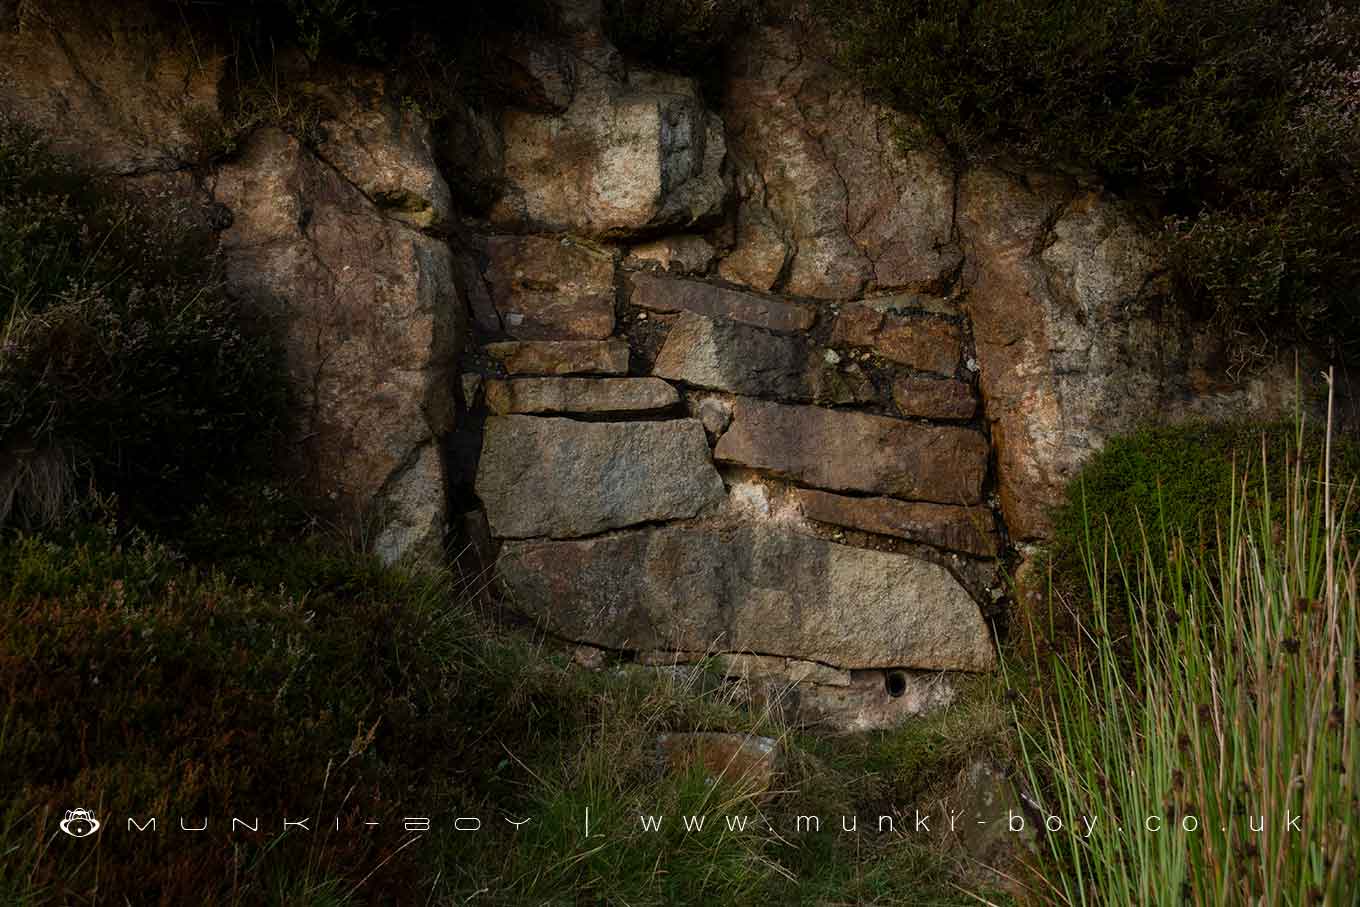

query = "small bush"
[
  {"left": 824, "top": 0, "right": 1360, "bottom": 360},
  {"left": 0, "top": 117, "right": 287, "bottom": 530}
]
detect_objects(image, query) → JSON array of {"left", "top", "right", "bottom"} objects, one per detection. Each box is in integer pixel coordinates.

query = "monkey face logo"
[{"left": 59, "top": 809, "right": 100, "bottom": 838}]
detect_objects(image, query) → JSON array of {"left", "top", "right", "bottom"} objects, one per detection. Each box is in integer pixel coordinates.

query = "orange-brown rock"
[
  {"left": 793, "top": 488, "right": 997, "bottom": 557},
  {"left": 630, "top": 273, "right": 816, "bottom": 333},
  {"left": 831, "top": 305, "right": 962, "bottom": 375},
  {"left": 892, "top": 377, "right": 978, "bottom": 420},
  {"left": 483, "top": 236, "right": 615, "bottom": 339},
  {"left": 484, "top": 340, "right": 629, "bottom": 375},
  {"left": 714, "top": 399, "right": 988, "bottom": 504}
]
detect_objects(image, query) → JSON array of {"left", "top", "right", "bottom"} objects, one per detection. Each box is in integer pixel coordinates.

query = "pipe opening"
[{"left": 884, "top": 670, "right": 908, "bottom": 698}]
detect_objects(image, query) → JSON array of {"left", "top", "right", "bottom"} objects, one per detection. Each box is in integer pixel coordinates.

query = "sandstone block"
[
  {"left": 793, "top": 488, "right": 997, "bottom": 557},
  {"left": 892, "top": 377, "right": 978, "bottom": 420},
  {"left": 630, "top": 273, "right": 815, "bottom": 333},
  {"left": 484, "top": 377, "right": 678, "bottom": 414},
  {"left": 484, "top": 340, "right": 629, "bottom": 375},
  {"left": 476, "top": 417, "right": 723, "bottom": 538},
  {"left": 831, "top": 305, "right": 962, "bottom": 375},
  {"left": 483, "top": 236, "right": 616, "bottom": 339},
  {"left": 653, "top": 313, "right": 877, "bottom": 405},
  {"left": 714, "top": 399, "right": 988, "bottom": 504},
  {"left": 496, "top": 523, "right": 996, "bottom": 671}
]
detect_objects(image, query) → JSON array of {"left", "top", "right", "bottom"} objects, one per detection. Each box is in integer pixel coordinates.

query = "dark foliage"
[{"left": 824, "top": 0, "right": 1360, "bottom": 362}]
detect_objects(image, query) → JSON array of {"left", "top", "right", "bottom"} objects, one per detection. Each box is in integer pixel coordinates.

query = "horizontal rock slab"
[
  {"left": 496, "top": 523, "right": 996, "bottom": 671},
  {"left": 484, "top": 377, "right": 678, "bottom": 414},
  {"left": 793, "top": 488, "right": 997, "bottom": 557},
  {"left": 630, "top": 273, "right": 816, "bottom": 332},
  {"left": 476, "top": 416, "right": 723, "bottom": 538},
  {"left": 483, "top": 235, "right": 615, "bottom": 339},
  {"left": 831, "top": 305, "right": 962, "bottom": 375},
  {"left": 892, "top": 376, "right": 978, "bottom": 420},
  {"left": 653, "top": 313, "right": 877, "bottom": 405},
  {"left": 714, "top": 399, "right": 988, "bottom": 504},
  {"left": 484, "top": 339, "right": 629, "bottom": 375}
]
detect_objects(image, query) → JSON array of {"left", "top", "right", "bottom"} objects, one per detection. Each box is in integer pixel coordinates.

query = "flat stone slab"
[
  {"left": 476, "top": 416, "right": 723, "bottom": 538},
  {"left": 831, "top": 305, "right": 962, "bottom": 375},
  {"left": 892, "top": 376, "right": 978, "bottom": 420},
  {"left": 653, "top": 312, "right": 877, "bottom": 405},
  {"left": 484, "top": 340, "right": 630, "bottom": 375},
  {"left": 483, "top": 235, "right": 616, "bottom": 339},
  {"left": 485, "top": 377, "right": 678, "bottom": 414},
  {"left": 630, "top": 273, "right": 816, "bottom": 333},
  {"left": 714, "top": 398, "right": 988, "bottom": 504},
  {"left": 496, "top": 523, "right": 996, "bottom": 671},
  {"left": 793, "top": 488, "right": 997, "bottom": 557}
]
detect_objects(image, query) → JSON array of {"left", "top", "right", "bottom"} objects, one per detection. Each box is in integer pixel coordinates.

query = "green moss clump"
[{"left": 1047, "top": 420, "right": 1360, "bottom": 607}]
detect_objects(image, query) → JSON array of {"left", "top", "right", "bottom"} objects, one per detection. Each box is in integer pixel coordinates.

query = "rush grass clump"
[{"left": 1014, "top": 392, "right": 1359, "bottom": 904}]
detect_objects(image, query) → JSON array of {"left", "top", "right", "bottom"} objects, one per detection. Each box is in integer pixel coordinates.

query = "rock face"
[
  {"left": 2, "top": 0, "right": 1323, "bottom": 727},
  {"left": 485, "top": 377, "right": 678, "bottom": 414},
  {"left": 715, "top": 399, "right": 989, "bottom": 504},
  {"left": 630, "top": 273, "right": 815, "bottom": 332},
  {"left": 794, "top": 489, "right": 997, "bottom": 557},
  {"left": 484, "top": 339, "right": 630, "bottom": 375},
  {"left": 211, "top": 127, "right": 460, "bottom": 562},
  {"left": 497, "top": 523, "right": 996, "bottom": 671},
  {"left": 482, "top": 235, "right": 616, "bottom": 339},
  {"left": 0, "top": 2, "right": 221, "bottom": 175},
  {"left": 489, "top": 9, "right": 728, "bottom": 238},
  {"left": 721, "top": 24, "right": 961, "bottom": 298},
  {"left": 958, "top": 170, "right": 1312, "bottom": 539},
  {"left": 476, "top": 416, "right": 724, "bottom": 538}
]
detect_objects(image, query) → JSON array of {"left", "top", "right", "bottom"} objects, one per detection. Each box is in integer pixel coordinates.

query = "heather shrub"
[
  {"left": 0, "top": 117, "right": 286, "bottom": 530},
  {"left": 825, "top": 0, "right": 1360, "bottom": 361}
]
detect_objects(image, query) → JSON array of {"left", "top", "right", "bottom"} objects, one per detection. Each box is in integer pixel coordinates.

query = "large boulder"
[
  {"left": 497, "top": 522, "right": 996, "bottom": 671},
  {"left": 720, "top": 24, "right": 961, "bottom": 299},
  {"left": 212, "top": 127, "right": 461, "bottom": 563},
  {"left": 489, "top": 24, "right": 728, "bottom": 238}
]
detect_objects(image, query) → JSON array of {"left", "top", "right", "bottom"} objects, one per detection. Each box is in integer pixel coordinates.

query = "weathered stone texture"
[
  {"left": 490, "top": 30, "right": 728, "bottom": 238},
  {"left": 721, "top": 24, "right": 961, "bottom": 298},
  {"left": 497, "top": 523, "right": 996, "bottom": 671},
  {"left": 213, "top": 127, "right": 459, "bottom": 564},
  {"left": 484, "top": 339, "right": 630, "bottom": 375},
  {"left": 793, "top": 489, "right": 997, "bottom": 557},
  {"left": 630, "top": 274, "right": 815, "bottom": 333},
  {"left": 476, "top": 417, "right": 723, "bottom": 538},
  {"left": 0, "top": 3, "right": 222, "bottom": 175},
  {"left": 893, "top": 377, "right": 978, "bottom": 420},
  {"left": 653, "top": 313, "right": 877, "bottom": 405},
  {"left": 625, "top": 236, "right": 716, "bottom": 275},
  {"left": 483, "top": 236, "right": 616, "bottom": 339},
  {"left": 484, "top": 377, "right": 678, "bottom": 414},
  {"left": 715, "top": 399, "right": 988, "bottom": 504},
  {"left": 831, "top": 305, "right": 963, "bottom": 375},
  {"left": 959, "top": 168, "right": 1313, "bottom": 539}
]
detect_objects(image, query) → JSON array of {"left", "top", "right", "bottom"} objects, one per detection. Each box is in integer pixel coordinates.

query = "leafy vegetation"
[
  {"left": 824, "top": 0, "right": 1360, "bottom": 362},
  {"left": 1013, "top": 408, "right": 1359, "bottom": 904}
]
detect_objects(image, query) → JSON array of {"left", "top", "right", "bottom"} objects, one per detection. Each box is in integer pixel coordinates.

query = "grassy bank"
[{"left": 1013, "top": 404, "right": 1359, "bottom": 904}]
